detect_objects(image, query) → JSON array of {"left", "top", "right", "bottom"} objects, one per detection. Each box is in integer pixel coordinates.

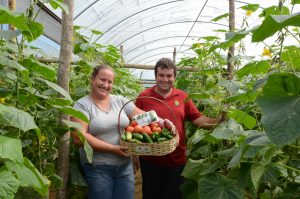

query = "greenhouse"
[{"left": 0, "top": 0, "right": 300, "bottom": 198}]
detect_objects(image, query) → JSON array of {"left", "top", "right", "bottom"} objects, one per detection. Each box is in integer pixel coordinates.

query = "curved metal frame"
[
  {"left": 124, "top": 35, "right": 200, "bottom": 55},
  {"left": 126, "top": 44, "right": 191, "bottom": 63},
  {"left": 114, "top": 21, "right": 226, "bottom": 47}
]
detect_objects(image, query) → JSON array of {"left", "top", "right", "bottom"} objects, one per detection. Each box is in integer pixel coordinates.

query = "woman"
[{"left": 71, "top": 64, "right": 144, "bottom": 199}]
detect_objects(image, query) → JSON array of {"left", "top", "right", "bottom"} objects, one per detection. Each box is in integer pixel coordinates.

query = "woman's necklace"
[{"left": 92, "top": 95, "right": 111, "bottom": 114}]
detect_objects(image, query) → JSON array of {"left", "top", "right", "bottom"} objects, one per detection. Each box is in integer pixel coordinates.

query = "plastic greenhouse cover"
[{"left": 25, "top": 0, "right": 300, "bottom": 80}]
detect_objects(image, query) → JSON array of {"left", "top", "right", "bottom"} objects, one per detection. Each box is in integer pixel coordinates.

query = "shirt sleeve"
[
  {"left": 185, "top": 98, "right": 202, "bottom": 121},
  {"left": 73, "top": 101, "right": 90, "bottom": 121},
  {"left": 120, "top": 96, "right": 135, "bottom": 116}
]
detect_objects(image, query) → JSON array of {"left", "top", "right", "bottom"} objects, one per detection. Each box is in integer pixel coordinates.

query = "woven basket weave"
[{"left": 118, "top": 96, "right": 177, "bottom": 156}]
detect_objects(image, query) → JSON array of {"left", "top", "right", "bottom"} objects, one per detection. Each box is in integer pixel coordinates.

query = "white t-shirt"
[{"left": 74, "top": 94, "right": 135, "bottom": 165}]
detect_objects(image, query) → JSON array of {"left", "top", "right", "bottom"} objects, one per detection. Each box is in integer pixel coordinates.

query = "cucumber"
[
  {"left": 151, "top": 132, "right": 160, "bottom": 141},
  {"left": 142, "top": 133, "right": 153, "bottom": 143},
  {"left": 125, "top": 132, "right": 132, "bottom": 140},
  {"left": 121, "top": 133, "right": 127, "bottom": 141},
  {"left": 157, "top": 137, "right": 168, "bottom": 143},
  {"left": 129, "top": 138, "right": 141, "bottom": 143},
  {"left": 132, "top": 133, "right": 144, "bottom": 141}
]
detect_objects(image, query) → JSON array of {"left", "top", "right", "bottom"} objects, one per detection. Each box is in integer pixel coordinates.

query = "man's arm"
[{"left": 192, "top": 112, "right": 226, "bottom": 129}]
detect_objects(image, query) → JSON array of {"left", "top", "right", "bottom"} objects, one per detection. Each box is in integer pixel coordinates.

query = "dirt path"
[{"left": 134, "top": 169, "right": 142, "bottom": 199}]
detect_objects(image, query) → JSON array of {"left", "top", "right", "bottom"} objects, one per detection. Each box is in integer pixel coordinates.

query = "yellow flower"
[
  {"left": 40, "top": 135, "right": 46, "bottom": 143},
  {"left": 0, "top": 98, "right": 5, "bottom": 103},
  {"left": 262, "top": 48, "right": 272, "bottom": 57},
  {"left": 246, "top": 10, "right": 252, "bottom": 16}
]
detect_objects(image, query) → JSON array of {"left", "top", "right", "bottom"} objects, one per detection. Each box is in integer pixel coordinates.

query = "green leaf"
[
  {"left": 281, "top": 46, "right": 300, "bottom": 71},
  {"left": 211, "top": 120, "right": 244, "bottom": 140},
  {"left": 0, "top": 56, "right": 27, "bottom": 71},
  {"left": 180, "top": 180, "right": 198, "bottom": 199},
  {"left": 46, "top": 97, "right": 72, "bottom": 106},
  {"left": 35, "top": 78, "right": 73, "bottom": 101},
  {"left": 236, "top": 61, "right": 271, "bottom": 78},
  {"left": 61, "top": 106, "right": 89, "bottom": 123},
  {"left": 225, "top": 91, "right": 258, "bottom": 103},
  {"left": 22, "top": 22, "right": 43, "bottom": 42},
  {"left": 251, "top": 164, "right": 265, "bottom": 192},
  {"left": 91, "top": 29, "right": 103, "bottom": 35},
  {"left": 256, "top": 73, "right": 300, "bottom": 146},
  {"left": 209, "top": 28, "right": 255, "bottom": 51},
  {"left": 69, "top": 162, "right": 87, "bottom": 186},
  {"left": 0, "top": 6, "right": 29, "bottom": 31},
  {"left": 259, "top": 6, "right": 290, "bottom": 17},
  {"left": 0, "top": 135, "right": 23, "bottom": 163},
  {"left": 61, "top": 120, "right": 93, "bottom": 163},
  {"left": 21, "top": 58, "right": 56, "bottom": 81},
  {"left": 227, "top": 109, "right": 256, "bottom": 129},
  {"left": 49, "top": 0, "right": 69, "bottom": 14},
  {"left": 181, "top": 159, "right": 206, "bottom": 181},
  {"left": 211, "top": 13, "right": 229, "bottom": 22},
  {"left": 187, "top": 93, "right": 210, "bottom": 101},
  {"left": 253, "top": 13, "right": 300, "bottom": 42},
  {"left": 198, "top": 173, "right": 244, "bottom": 199},
  {"left": 291, "top": 0, "right": 300, "bottom": 4},
  {"left": 5, "top": 158, "right": 49, "bottom": 196},
  {"left": 240, "top": 4, "right": 259, "bottom": 12},
  {"left": 0, "top": 104, "right": 38, "bottom": 132},
  {"left": 22, "top": 158, "right": 49, "bottom": 195},
  {"left": 0, "top": 170, "right": 20, "bottom": 199},
  {"left": 246, "top": 132, "right": 271, "bottom": 146},
  {"left": 218, "top": 80, "right": 244, "bottom": 95},
  {"left": 228, "top": 145, "right": 244, "bottom": 168}
]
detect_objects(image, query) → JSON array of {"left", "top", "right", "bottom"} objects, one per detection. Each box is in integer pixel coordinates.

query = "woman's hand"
[{"left": 110, "top": 145, "right": 130, "bottom": 157}]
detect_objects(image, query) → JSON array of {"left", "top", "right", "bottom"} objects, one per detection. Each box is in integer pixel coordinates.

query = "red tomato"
[
  {"left": 152, "top": 126, "right": 162, "bottom": 133},
  {"left": 130, "top": 120, "right": 138, "bottom": 127},
  {"left": 134, "top": 125, "right": 143, "bottom": 133},
  {"left": 142, "top": 125, "right": 152, "bottom": 135},
  {"left": 125, "top": 125, "right": 134, "bottom": 132},
  {"left": 150, "top": 122, "right": 159, "bottom": 129}
]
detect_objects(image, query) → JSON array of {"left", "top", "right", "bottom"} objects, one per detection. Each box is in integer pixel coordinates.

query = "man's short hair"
[{"left": 154, "top": 58, "right": 177, "bottom": 77}]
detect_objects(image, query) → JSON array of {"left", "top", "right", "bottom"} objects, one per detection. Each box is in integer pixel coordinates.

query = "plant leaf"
[
  {"left": 60, "top": 106, "right": 89, "bottom": 123},
  {"left": 236, "top": 61, "right": 271, "bottom": 78},
  {"left": 227, "top": 109, "right": 256, "bottom": 129},
  {"left": 256, "top": 73, "right": 300, "bottom": 146},
  {"left": 22, "top": 21, "right": 43, "bottom": 42},
  {"left": 5, "top": 158, "right": 49, "bottom": 196},
  {"left": 0, "top": 135, "right": 23, "bottom": 163},
  {"left": 252, "top": 12, "right": 300, "bottom": 42},
  {"left": 0, "top": 170, "right": 20, "bottom": 199},
  {"left": 0, "top": 104, "right": 38, "bottom": 132},
  {"left": 35, "top": 78, "right": 73, "bottom": 101},
  {"left": 0, "top": 6, "right": 29, "bottom": 31},
  {"left": 21, "top": 58, "right": 56, "bottom": 81},
  {"left": 198, "top": 173, "right": 244, "bottom": 199}
]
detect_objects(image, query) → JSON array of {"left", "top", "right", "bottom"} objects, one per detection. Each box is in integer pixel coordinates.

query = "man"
[{"left": 135, "top": 57, "right": 223, "bottom": 199}]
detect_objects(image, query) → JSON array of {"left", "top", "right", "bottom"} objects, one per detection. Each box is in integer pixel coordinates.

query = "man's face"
[{"left": 155, "top": 67, "right": 175, "bottom": 93}]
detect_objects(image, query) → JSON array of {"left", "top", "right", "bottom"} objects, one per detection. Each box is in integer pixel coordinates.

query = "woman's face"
[{"left": 91, "top": 68, "right": 115, "bottom": 99}]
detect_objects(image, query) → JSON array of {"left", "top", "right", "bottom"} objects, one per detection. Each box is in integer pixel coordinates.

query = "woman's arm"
[
  {"left": 128, "top": 106, "right": 144, "bottom": 119},
  {"left": 70, "top": 116, "right": 129, "bottom": 157}
]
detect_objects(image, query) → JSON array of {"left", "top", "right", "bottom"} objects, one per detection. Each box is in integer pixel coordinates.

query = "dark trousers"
[{"left": 140, "top": 159, "right": 185, "bottom": 199}]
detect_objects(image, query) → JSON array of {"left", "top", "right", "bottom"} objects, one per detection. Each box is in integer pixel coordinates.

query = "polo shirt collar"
[{"left": 150, "top": 85, "right": 179, "bottom": 99}]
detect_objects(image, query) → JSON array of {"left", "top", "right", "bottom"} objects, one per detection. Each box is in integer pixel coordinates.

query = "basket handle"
[{"left": 117, "top": 96, "right": 177, "bottom": 135}]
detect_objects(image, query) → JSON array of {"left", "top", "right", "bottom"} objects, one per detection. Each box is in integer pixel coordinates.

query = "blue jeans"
[{"left": 81, "top": 161, "right": 134, "bottom": 199}]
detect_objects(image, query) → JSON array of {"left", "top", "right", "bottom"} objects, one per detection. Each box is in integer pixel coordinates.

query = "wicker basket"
[{"left": 118, "top": 96, "right": 177, "bottom": 156}]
